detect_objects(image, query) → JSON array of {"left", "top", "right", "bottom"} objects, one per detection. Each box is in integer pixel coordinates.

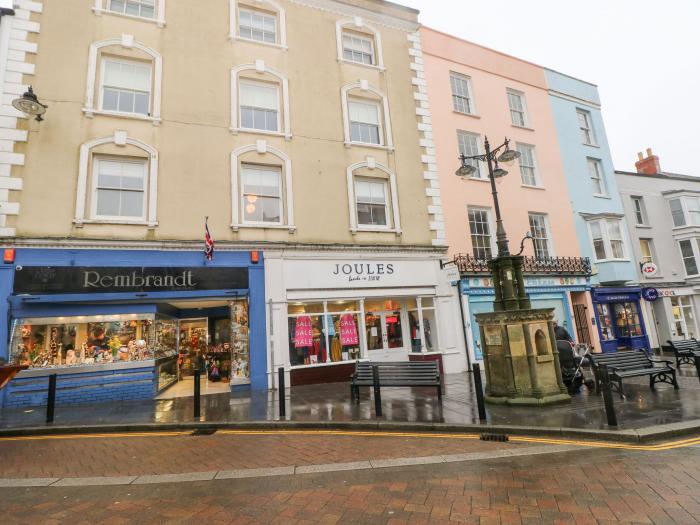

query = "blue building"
[
  {"left": 0, "top": 249, "right": 266, "bottom": 408},
  {"left": 545, "top": 69, "right": 648, "bottom": 353}
]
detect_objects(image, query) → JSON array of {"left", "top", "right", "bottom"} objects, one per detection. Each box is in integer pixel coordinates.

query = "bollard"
[
  {"left": 472, "top": 363, "right": 487, "bottom": 422},
  {"left": 694, "top": 354, "right": 700, "bottom": 384},
  {"left": 372, "top": 364, "right": 382, "bottom": 417},
  {"left": 193, "top": 368, "right": 201, "bottom": 420},
  {"left": 278, "top": 366, "right": 286, "bottom": 419},
  {"left": 599, "top": 364, "right": 618, "bottom": 427},
  {"left": 46, "top": 373, "right": 57, "bottom": 424}
]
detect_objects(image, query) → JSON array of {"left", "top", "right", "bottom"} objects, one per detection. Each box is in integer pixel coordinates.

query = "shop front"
[
  {"left": 461, "top": 275, "right": 589, "bottom": 363},
  {"left": 266, "top": 253, "right": 465, "bottom": 386},
  {"left": 591, "top": 287, "right": 649, "bottom": 353},
  {"left": 0, "top": 249, "right": 265, "bottom": 408},
  {"left": 640, "top": 286, "right": 700, "bottom": 349}
]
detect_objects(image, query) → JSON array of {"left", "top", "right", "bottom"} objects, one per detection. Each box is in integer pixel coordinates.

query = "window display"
[
  {"left": 9, "top": 314, "right": 162, "bottom": 369},
  {"left": 230, "top": 299, "right": 250, "bottom": 384},
  {"left": 596, "top": 304, "right": 615, "bottom": 341},
  {"left": 614, "top": 302, "right": 643, "bottom": 338},
  {"left": 178, "top": 318, "right": 208, "bottom": 377}
]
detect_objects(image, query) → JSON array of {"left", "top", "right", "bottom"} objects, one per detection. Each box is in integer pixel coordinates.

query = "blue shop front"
[
  {"left": 461, "top": 275, "right": 589, "bottom": 362},
  {"left": 591, "top": 287, "right": 649, "bottom": 353},
  {"left": 0, "top": 249, "right": 266, "bottom": 408}
]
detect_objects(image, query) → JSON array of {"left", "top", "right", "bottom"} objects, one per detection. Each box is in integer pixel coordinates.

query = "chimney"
[{"left": 635, "top": 147, "right": 661, "bottom": 175}]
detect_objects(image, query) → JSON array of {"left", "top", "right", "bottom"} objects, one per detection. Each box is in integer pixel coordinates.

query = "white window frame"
[
  {"left": 238, "top": 78, "right": 281, "bottom": 134},
  {"left": 229, "top": 0, "right": 287, "bottom": 49},
  {"left": 639, "top": 238, "right": 655, "bottom": 265},
  {"left": 577, "top": 108, "right": 596, "bottom": 146},
  {"left": 347, "top": 159, "right": 401, "bottom": 235},
  {"left": 586, "top": 219, "right": 629, "bottom": 262},
  {"left": 450, "top": 72, "right": 476, "bottom": 115},
  {"left": 83, "top": 36, "right": 162, "bottom": 124},
  {"left": 517, "top": 143, "right": 540, "bottom": 187},
  {"left": 231, "top": 61, "right": 291, "bottom": 139},
  {"left": 240, "top": 164, "right": 283, "bottom": 226},
  {"left": 507, "top": 88, "right": 529, "bottom": 128},
  {"left": 342, "top": 31, "right": 376, "bottom": 66},
  {"left": 336, "top": 18, "right": 384, "bottom": 70},
  {"left": 341, "top": 81, "right": 393, "bottom": 150},
  {"left": 354, "top": 177, "right": 390, "bottom": 229},
  {"left": 528, "top": 212, "right": 554, "bottom": 259},
  {"left": 678, "top": 239, "right": 700, "bottom": 277},
  {"left": 93, "top": 0, "right": 166, "bottom": 27},
  {"left": 457, "top": 131, "right": 484, "bottom": 180},
  {"left": 467, "top": 206, "right": 495, "bottom": 261},
  {"left": 91, "top": 156, "right": 148, "bottom": 222},
  {"left": 587, "top": 157, "right": 607, "bottom": 196},
  {"left": 74, "top": 131, "right": 158, "bottom": 228},
  {"left": 348, "top": 98, "right": 383, "bottom": 147},
  {"left": 98, "top": 57, "right": 153, "bottom": 118},
  {"left": 231, "top": 141, "right": 295, "bottom": 232},
  {"left": 631, "top": 196, "right": 648, "bottom": 226}
]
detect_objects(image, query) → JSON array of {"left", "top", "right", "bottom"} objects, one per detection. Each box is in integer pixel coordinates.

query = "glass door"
[
  {"left": 364, "top": 299, "right": 407, "bottom": 355},
  {"left": 671, "top": 296, "right": 697, "bottom": 339}
]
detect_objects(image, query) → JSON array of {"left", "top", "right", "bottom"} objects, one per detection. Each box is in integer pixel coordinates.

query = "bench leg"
[
  {"left": 672, "top": 369, "right": 679, "bottom": 390},
  {"left": 649, "top": 375, "right": 655, "bottom": 391}
]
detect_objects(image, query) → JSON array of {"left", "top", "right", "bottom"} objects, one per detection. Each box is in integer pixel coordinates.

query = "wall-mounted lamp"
[{"left": 12, "top": 86, "right": 47, "bottom": 122}]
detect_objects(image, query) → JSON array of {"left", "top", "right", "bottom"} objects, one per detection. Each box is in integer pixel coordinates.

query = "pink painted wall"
[{"left": 421, "top": 27, "right": 581, "bottom": 259}]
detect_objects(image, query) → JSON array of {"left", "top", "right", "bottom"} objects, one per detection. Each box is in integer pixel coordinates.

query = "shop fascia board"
[
  {"left": 9, "top": 288, "right": 249, "bottom": 306},
  {"left": 286, "top": 286, "right": 435, "bottom": 301}
]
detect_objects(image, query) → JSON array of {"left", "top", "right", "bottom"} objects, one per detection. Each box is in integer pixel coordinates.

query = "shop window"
[
  {"left": 84, "top": 36, "right": 162, "bottom": 123},
  {"left": 596, "top": 304, "right": 615, "bottom": 341},
  {"left": 671, "top": 296, "right": 697, "bottom": 339},
  {"left": 342, "top": 82, "right": 393, "bottom": 149},
  {"left": 230, "top": 1, "right": 287, "bottom": 48},
  {"left": 613, "top": 302, "right": 643, "bottom": 338},
  {"left": 231, "top": 142, "right": 295, "bottom": 231},
  {"left": 9, "top": 314, "right": 171, "bottom": 369},
  {"left": 347, "top": 160, "right": 401, "bottom": 234},
  {"left": 92, "top": 157, "right": 147, "bottom": 221},
  {"left": 94, "top": 0, "right": 166, "bottom": 26},
  {"left": 74, "top": 132, "right": 159, "bottom": 227},
  {"left": 231, "top": 63, "right": 291, "bottom": 139},
  {"left": 287, "top": 302, "right": 361, "bottom": 366},
  {"left": 336, "top": 18, "right": 384, "bottom": 69},
  {"left": 407, "top": 297, "right": 437, "bottom": 353}
]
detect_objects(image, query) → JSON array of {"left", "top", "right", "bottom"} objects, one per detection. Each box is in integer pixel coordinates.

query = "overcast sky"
[{"left": 399, "top": 0, "right": 699, "bottom": 175}]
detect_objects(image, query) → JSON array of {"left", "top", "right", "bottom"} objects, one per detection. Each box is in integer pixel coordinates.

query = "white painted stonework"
[{"left": 0, "top": 1, "right": 41, "bottom": 237}]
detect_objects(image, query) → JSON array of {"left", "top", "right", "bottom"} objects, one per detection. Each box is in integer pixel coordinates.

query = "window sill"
[
  {"left": 452, "top": 110, "right": 480, "bottom": 119},
  {"left": 511, "top": 124, "right": 535, "bottom": 131},
  {"left": 74, "top": 219, "right": 157, "bottom": 229},
  {"left": 345, "top": 141, "right": 394, "bottom": 152},
  {"left": 337, "top": 58, "right": 385, "bottom": 72},
  {"left": 635, "top": 224, "right": 652, "bottom": 229},
  {"left": 92, "top": 7, "right": 165, "bottom": 27},
  {"left": 232, "top": 223, "right": 296, "bottom": 233},
  {"left": 594, "top": 258, "right": 631, "bottom": 264},
  {"left": 521, "top": 184, "right": 545, "bottom": 190},
  {"left": 351, "top": 227, "right": 401, "bottom": 235},
  {"left": 583, "top": 142, "right": 600, "bottom": 148},
  {"left": 84, "top": 108, "right": 161, "bottom": 126},
  {"left": 466, "top": 176, "right": 489, "bottom": 182},
  {"left": 593, "top": 194, "right": 612, "bottom": 199},
  {"left": 229, "top": 35, "right": 288, "bottom": 50},
  {"left": 231, "top": 127, "right": 292, "bottom": 141}
]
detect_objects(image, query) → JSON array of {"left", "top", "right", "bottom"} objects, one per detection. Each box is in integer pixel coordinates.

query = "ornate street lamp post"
[{"left": 454, "top": 137, "right": 569, "bottom": 405}]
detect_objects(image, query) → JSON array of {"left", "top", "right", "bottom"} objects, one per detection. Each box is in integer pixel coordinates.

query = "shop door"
[
  {"left": 365, "top": 310, "right": 405, "bottom": 355},
  {"left": 573, "top": 304, "right": 592, "bottom": 346},
  {"left": 670, "top": 296, "right": 697, "bottom": 339}
]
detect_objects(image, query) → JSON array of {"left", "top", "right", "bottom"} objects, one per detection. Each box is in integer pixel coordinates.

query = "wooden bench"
[
  {"left": 350, "top": 361, "right": 441, "bottom": 404},
  {"left": 666, "top": 339, "right": 700, "bottom": 369},
  {"left": 589, "top": 349, "right": 678, "bottom": 399}
]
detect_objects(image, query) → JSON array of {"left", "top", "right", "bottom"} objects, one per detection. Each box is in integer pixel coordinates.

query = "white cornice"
[
  {"left": 548, "top": 89, "right": 601, "bottom": 109},
  {"left": 288, "top": 0, "right": 419, "bottom": 32}
]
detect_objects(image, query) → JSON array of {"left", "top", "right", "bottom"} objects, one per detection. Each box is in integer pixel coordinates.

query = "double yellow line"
[{"left": 0, "top": 428, "right": 699, "bottom": 451}]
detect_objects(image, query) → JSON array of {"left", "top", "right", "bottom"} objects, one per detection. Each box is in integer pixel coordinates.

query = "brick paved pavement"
[
  {"left": 2, "top": 444, "right": 700, "bottom": 524},
  {"left": 0, "top": 431, "right": 533, "bottom": 479}
]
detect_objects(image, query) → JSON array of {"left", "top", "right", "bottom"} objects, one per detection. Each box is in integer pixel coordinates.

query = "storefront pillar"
[
  {"left": 248, "top": 263, "right": 267, "bottom": 391},
  {"left": 0, "top": 264, "right": 12, "bottom": 362}
]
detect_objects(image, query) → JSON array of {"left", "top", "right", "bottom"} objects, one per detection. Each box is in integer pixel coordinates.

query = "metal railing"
[{"left": 453, "top": 254, "right": 592, "bottom": 276}]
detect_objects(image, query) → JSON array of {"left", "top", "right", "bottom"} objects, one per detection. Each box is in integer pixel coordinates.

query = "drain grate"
[
  {"left": 191, "top": 428, "right": 218, "bottom": 436},
  {"left": 480, "top": 433, "right": 509, "bottom": 442}
]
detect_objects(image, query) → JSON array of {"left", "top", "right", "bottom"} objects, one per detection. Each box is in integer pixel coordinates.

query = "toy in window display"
[
  {"left": 49, "top": 327, "right": 60, "bottom": 365},
  {"left": 64, "top": 345, "right": 77, "bottom": 365},
  {"left": 18, "top": 345, "right": 31, "bottom": 366}
]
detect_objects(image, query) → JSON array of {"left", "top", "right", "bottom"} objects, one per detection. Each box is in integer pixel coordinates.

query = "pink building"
[{"left": 421, "top": 27, "right": 597, "bottom": 363}]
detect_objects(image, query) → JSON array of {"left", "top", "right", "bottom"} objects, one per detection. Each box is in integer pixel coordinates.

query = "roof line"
[{"left": 544, "top": 67, "right": 599, "bottom": 88}]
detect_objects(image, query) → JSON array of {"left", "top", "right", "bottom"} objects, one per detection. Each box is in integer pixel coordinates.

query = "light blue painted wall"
[{"left": 545, "top": 69, "right": 637, "bottom": 285}]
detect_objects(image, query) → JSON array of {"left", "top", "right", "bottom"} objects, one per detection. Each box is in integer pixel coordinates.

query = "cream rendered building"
[{"left": 0, "top": 0, "right": 465, "bottom": 402}]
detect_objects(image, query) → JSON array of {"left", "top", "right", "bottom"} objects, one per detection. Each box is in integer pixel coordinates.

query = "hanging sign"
[
  {"left": 641, "top": 262, "right": 658, "bottom": 278},
  {"left": 444, "top": 265, "right": 461, "bottom": 284},
  {"left": 642, "top": 288, "right": 659, "bottom": 302}
]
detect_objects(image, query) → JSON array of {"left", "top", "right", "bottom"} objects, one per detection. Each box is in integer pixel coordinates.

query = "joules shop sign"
[{"left": 13, "top": 266, "right": 249, "bottom": 294}]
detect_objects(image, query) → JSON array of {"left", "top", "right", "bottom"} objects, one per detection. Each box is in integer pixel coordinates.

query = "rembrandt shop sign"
[{"left": 13, "top": 266, "right": 248, "bottom": 295}]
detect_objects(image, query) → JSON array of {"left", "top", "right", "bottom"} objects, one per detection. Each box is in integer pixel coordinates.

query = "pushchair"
[{"left": 557, "top": 340, "right": 594, "bottom": 393}]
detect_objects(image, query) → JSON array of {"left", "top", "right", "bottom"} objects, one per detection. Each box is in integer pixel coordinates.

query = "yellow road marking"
[{"left": 0, "top": 428, "right": 698, "bottom": 452}]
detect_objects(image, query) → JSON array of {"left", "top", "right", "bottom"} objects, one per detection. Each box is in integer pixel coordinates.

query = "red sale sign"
[{"left": 294, "top": 316, "right": 313, "bottom": 348}]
